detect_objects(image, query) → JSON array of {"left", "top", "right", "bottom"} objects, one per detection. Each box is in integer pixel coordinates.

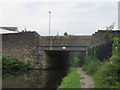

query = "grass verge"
[{"left": 58, "top": 67, "right": 80, "bottom": 88}]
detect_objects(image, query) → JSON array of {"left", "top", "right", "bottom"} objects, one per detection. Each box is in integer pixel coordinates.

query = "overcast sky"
[{"left": 0, "top": 0, "right": 119, "bottom": 36}]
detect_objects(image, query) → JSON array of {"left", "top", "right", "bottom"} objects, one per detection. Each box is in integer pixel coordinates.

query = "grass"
[{"left": 58, "top": 67, "right": 80, "bottom": 88}]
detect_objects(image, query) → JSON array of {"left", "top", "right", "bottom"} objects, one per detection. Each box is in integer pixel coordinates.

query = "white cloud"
[
  {"left": 0, "top": 0, "right": 119, "bottom": 2},
  {"left": 0, "top": 2, "right": 118, "bottom": 35}
]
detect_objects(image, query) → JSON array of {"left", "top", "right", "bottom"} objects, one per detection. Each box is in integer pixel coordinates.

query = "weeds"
[
  {"left": 1, "top": 56, "right": 30, "bottom": 70},
  {"left": 94, "top": 56, "right": 120, "bottom": 88},
  {"left": 82, "top": 38, "right": 120, "bottom": 88}
]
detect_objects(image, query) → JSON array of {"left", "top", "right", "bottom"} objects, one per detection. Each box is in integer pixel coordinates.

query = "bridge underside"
[
  {"left": 40, "top": 46, "right": 87, "bottom": 52},
  {"left": 41, "top": 49, "right": 87, "bottom": 69},
  {"left": 42, "top": 51, "right": 70, "bottom": 69},
  {"left": 40, "top": 46, "right": 88, "bottom": 69}
]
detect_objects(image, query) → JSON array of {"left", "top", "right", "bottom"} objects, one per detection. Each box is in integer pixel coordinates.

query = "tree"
[
  {"left": 106, "top": 22, "right": 115, "bottom": 30},
  {"left": 64, "top": 32, "right": 68, "bottom": 36}
]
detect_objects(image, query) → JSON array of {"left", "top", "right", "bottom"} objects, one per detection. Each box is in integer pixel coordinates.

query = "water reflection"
[{"left": 2, "top": 68, "right": 68, "bottom": 89}]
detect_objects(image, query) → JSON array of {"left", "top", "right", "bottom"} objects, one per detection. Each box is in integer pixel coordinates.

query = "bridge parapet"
[{"left": 39, "top": 36, "right": 92, "bottom": 47}]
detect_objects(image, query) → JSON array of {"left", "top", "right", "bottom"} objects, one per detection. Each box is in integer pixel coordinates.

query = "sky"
[{"left": 0, "top": 0, "right": 119, "bottom": 36}]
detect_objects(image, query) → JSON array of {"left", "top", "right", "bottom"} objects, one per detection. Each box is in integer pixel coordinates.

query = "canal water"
[{"left": 2, "top": 68, "right": 69, "bottom": 89}]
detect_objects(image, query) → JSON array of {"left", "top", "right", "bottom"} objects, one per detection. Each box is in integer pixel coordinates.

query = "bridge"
[
  {"left": 1, "top": 30, "right": 120, "bottom": 69},
  {"left": 39, "top": 36, "right": 91, "bottom": 51}
]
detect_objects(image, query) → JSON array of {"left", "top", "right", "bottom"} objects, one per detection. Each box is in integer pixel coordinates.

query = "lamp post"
[
  {"left": 118, "top": 1, "right": 120, "bottom": 30},
  {"left": 49, "top": 11, "right": 51, "bottom": 36},
  {"left": 49, "top": 11, "right": 52, "bottom": 50}
]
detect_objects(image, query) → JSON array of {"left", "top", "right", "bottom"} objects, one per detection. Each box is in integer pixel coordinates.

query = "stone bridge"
[
  {"left": 39, "top": 36, "right": 91, "bottom": 51},
  {"left": 1, "top": 30, "right": 120, "bottom": 69}
]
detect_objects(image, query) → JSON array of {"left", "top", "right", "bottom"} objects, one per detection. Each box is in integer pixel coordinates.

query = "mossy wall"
[{"left": 1, "top": 32, "right": 40, "bottom": 68}]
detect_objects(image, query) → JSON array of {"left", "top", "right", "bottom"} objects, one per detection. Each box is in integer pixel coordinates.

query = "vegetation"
[
  {"left": 58, "top": 67, "right": 80, "bottom": 88},
  {"left": 70, "top": 52, "right": 85, "bottom": 67},
  {"left": 82, "top": 38, "right": 120, "bottom": 88},
  {"left": 104, "top": 22, "right": 115, "bottom": 42},
  {"left": 94, "top": 56, "right": 120, "bottom": 88},
  {"left": 87, "top": 46, "right": 97, "bottom": 58},
  {"left": 64, "top": 32, "right": 68, "bottom": 36},
  {"left": 106, "top": 22, "right": 115, "bottom": 31},
  {"left": 1, "top": 56, "right": 30, "bottom": 70},
  {"left": 82, "top": 56, "right": 101, "bottom": 75},
  {"left": 112, "top": 38, "right": 120, "bottom": 56},
  {"left": 104, "top": 30, "right": 112, "bottom": 42}
]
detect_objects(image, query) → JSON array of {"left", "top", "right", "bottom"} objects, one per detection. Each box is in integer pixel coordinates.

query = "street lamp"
[
  {"left": 49, "top": 11, "right": 51, "bottom": 36},
  {"left": 49, "top": 11, "right": 52, "bottom": 50}
]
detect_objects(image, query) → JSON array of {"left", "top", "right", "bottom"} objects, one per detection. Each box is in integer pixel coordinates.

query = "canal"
[{"left": 2, "top": 68, "right": 69, "bottom": 89}]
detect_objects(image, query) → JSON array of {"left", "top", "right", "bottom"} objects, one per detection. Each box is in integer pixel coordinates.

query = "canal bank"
[
  {"left": 58, "top": 67, "right": 80, "bottom": 88},
  {"left": 58, "top": 67, "right": 93, "bottom": 89}
]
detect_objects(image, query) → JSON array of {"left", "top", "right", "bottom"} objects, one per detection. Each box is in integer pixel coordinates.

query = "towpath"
[{"left": 77, "top": 68, "right": 93, "bottom": 88}]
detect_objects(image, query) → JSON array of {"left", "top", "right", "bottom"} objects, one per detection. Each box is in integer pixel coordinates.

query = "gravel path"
[{"left": 77, "top": 68, "right": 94, "bottom": 88}]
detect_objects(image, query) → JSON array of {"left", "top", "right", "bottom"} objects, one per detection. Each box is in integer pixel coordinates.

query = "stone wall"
[
  {"left": 90, "top": 30, "right": 120, "bottom": 60},
  {"left": 1, "top": 32, "right": 40, "bottom": 68},
  {"left": 91, "top": 30, "right": 120, "bottom": 46}
]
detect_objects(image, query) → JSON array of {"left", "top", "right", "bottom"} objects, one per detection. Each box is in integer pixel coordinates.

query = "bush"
[
  {"left": 112, "top": 38, "right": 120, "bottom": 56},
  {"left": 82, "top": 56, "right": 101, "bottom": 75},
  {"left": 94, "top": 56, "right": 120, "bottom": 88},
  {"left": 2, "top": 56, "right": 30, "bottom": 69}
]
